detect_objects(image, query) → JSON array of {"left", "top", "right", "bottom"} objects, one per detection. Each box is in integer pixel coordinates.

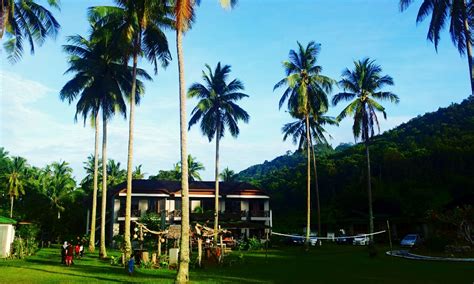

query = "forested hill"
[{"left": 237, "top": 98, "right": 474, "bottom": 231}]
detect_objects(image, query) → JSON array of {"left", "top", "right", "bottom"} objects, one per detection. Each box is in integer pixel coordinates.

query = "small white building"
[{"left": 0, "top": 216, "right": 16, "bottom": 258}]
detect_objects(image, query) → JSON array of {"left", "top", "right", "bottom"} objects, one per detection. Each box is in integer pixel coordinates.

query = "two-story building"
[{"left": 108, "top": 179, "right": 271, "bottom": 243}]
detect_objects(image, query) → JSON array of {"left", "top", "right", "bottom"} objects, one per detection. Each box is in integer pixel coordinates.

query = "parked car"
[
  {"left": 352, "top": 234, "right": 369, "bottom": 245},
  {"left": 400, "top": 234, "right": 422, "bottom": 247},
  {"left": 309, "top": 236, "right": 319, "bottom": 246},
  {"left": 288, "top": 235, "right": 318, "bottom": 246}
]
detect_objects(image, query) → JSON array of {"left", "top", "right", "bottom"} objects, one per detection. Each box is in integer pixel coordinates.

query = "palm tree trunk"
[
  {"left": 124, "top": 47, "right": 138, "bottom": 259},
  {"left": 176, "top": 29, "right": 190, "bottom": 283},
  {"left": 213, "top": 124, "right": 220, "bottom": 245},
  {"left": 0, "top": 5, "right": 9, "bottom": 39},
  {"left": 99, "top": 113, "right": 108, "bottom": 259},
  {"left": 463, "top": 6, "right": 474, "bottom": 96},
  {"left": 305, "top": 115, "right": 311, "bottom": 248},
  {"left": 365, "top": 141, "right": 374, "bottom": 241},
  {"left": 309, "top": 134, "right": 321, "bottom": 237},
  {"left": 10, "top": 195, "right": 13, "bottom": 218},
  {"left": 89, "top": 111, "right": 100, "bottom": 253}
]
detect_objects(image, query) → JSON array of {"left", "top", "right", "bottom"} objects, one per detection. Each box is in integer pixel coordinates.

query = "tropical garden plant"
[{"left": 332, "top": 58, "right": 399, "bottom": 240}]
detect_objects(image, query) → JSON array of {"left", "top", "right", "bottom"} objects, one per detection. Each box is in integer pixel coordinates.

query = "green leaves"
[
  {"left": 275, "top": 41, "right": 333, "bottom": 119},
  {"left": 188, "top": 62, "right": 250, "bottom": 142},
  {"left": 3, "top": 0, "right": 60, "bottom": 63},
  {"left": 333, "top": 58, "right": 397, "bottom": 142}
]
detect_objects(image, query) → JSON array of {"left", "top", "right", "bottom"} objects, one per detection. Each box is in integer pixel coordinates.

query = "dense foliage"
[{"left": 238, "top": 98, "right": 474, "bottom": 233}]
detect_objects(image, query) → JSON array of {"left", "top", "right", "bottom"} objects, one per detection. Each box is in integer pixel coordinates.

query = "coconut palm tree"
[
  {"left": 107, "top": 159, "right": 127, "bottom": 187},
  {"left": 132, "top": 165, "right": 145, "bottom": 179},
  {"left": 282, "top": 107, "right": 337, "bottom": 236},
  {"left": 1, "top": 0, "right": 60, "bottom": 63},
  {"left": 188, "top": 62, "right": 250, "bottom": 243},
  {"left": 89, "top": 0, "right": 171, "bottom": 258},
  {"left": 220, "top": 167, "right": 237, "bottom": 182},
  {"left": 81, "top": 155, "right": 103, "bottom": 195},
  {"left": 172, "top": 1, "right": 237, "bottom": 281},
  {"left": 400, "top": 0, "right": 474, "bottom": 96},
  {"left": 4, "top": 156, "right": 27, "bottom": 218},
  {"left": 274, "top": 41, "right": 334, "bottom": 246},
  {"left": 60, "top": 26, "right": 150, "bottom": 256},
  {"left": 179, "top": 155, "right": 205, "bottom": 181},
  {"left": 42, "top": 161, "right": 76, "bottom": 220},
  {"left": 332, "top": 58, "right": 399, "bottom": 240}
]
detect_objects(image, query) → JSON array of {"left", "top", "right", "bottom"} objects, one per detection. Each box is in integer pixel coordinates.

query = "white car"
[{"left": 352, "top": 234, "right": 369, "bottom": 245}]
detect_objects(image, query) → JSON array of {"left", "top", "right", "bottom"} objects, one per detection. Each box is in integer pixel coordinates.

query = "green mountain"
[{"left": 237, "top": 98, "right": 474, "bottom": 232}]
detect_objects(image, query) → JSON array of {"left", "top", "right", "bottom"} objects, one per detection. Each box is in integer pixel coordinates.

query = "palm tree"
[
  {"left": 180, "top": 155, "right": 205, "bottom": 181},
  {"left": 89, "top": 0, "right": 171, "bottom": 258},
  {"left": 42, "top": 161, "right": 76, "bottom": 220},
  {"left": 80, "top": 155, "right": 103, "bottom": 195},
  {"left": 1, "top": 0, "right": 60, "bottom": 63},
  {"left": 220, "top": 167, "right": 237, "bottom": 182},
  {"left": 282, "top": 107, "right": 337, "bottom": 236},
  {"left": 4, "top": 156, "right": 27, "bottom": 218},
  {"left": 400, "top": 0, "right": 474, "bottom": 96},
  {"left": 274, "top": 41, "right": 334, "bottom": 246},
  {"left": 173, "top": 1, "right": 237, "bottom": 281},
  {"left": 188, "top": 62, "right": 250, "bottom": 243},
  {"left": 107, "top": 159, "right": 127, "bottom": 187},
  {"left": 61, "top": 26, "right": 150, "bottom": 256},
  {"left": 132, "top": 165, "right": 145, "bottom": 179},
  {"left": 332, "top": 58, "right": 399, "bottom": 240}
]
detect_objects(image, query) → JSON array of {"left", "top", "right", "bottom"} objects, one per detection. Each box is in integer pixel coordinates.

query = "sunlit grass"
[{"left": 0, "top": 244, "right": 472, "bottom": 283}]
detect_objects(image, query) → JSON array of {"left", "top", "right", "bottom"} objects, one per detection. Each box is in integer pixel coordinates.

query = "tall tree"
[
  {"left": 172, "top": 1, "right": 237, "bottom": 281},
  {"left": 176, "top": 155, "right": 205, "bottom": 181},
  {"left": 1, "top": 0, "right": 60, "bottom": 63},
  {"left": 80, "top": 155, "right": 102, "bottom": 195},
  {"left": 220, "top": 167, "right": 237, "bottom": 182},
  {"left": 4, "top": 156, "right": 27, "bottom": 218},
  {"left": 42, "top": 161, "right": 76, "bottom": 220},
  {"left": 132, "top": 165, "right": 145, "bottom": 179},
  {"left": 89, "top": 0, "right": 171, "bottom": 258},
  {"left": 332, "top": 58, "right": 399, "bottom": 240},
  {"left": 400, "top": 0, "right": 474, "bottom": 96},
  {"left": 282, "top": 108, "right": 337, "bottom": 235},
  {"left": 61, "top": 26, "right": 149, "bottom": 255},
  {"left": 274, "top": 41, "right": 333, "bottom": 246},
  {"left": 188, "top": 62, "right": 249, "bottom": 243},
  {"left": 107, "top": 159, "right": 127, "bottom": 187}
]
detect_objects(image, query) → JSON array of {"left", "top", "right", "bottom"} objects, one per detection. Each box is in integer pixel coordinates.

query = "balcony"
[
  {"left": 116, "top": 209, "right": 270, "bottom": 220},
  {"left": 249, "top": 210, "right": 270, "bottom": 218}
]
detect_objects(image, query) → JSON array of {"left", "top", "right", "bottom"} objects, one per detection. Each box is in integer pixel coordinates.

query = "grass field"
[{"left": 0, "top": 244, "right": 472, "bottom": 283}]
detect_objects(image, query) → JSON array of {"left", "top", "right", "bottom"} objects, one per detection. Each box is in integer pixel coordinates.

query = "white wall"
[{"left": 0, "top": 225, "right": 15, "bottom": 258}]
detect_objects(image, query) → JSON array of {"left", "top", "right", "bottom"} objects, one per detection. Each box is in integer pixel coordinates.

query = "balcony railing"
[
  {"left": 249, "top": 210, "right": 270, "bottom": 218},
  {"left": 117, "top": 209, "right": 270, "bottom": 219}
]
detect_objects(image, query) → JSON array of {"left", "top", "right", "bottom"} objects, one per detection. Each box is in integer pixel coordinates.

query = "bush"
[
  {"left": 113, "top": 235, "right": 124, "bottom": 250},
  {"left": 248, "top": 237, "right": 263, "bottom": 250},
  {"left": 238, "top": 237, "right": 263, "bottom": 251},
  {"left": 424, "top": 236, "right": 451, "bottom": 252},
  {"left": 11, "top": 224, "right": 40, "bottom": 258}
]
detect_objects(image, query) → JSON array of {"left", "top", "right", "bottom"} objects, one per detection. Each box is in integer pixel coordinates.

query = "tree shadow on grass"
[
  {"left": 13, "top": 265, "right": 123, "bottom": 282},
  {"left": 25, "top": 257, "right": 175, "bottom": 282}
]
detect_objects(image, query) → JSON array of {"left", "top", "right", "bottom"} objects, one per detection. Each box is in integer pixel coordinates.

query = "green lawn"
[{"left": 0, "top": 245, "right": 472, "bottom": 283}]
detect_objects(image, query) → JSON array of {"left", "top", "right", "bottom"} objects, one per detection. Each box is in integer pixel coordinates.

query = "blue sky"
[{"left": 0, "top": 0, "right": 469, "bottom": 181}]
